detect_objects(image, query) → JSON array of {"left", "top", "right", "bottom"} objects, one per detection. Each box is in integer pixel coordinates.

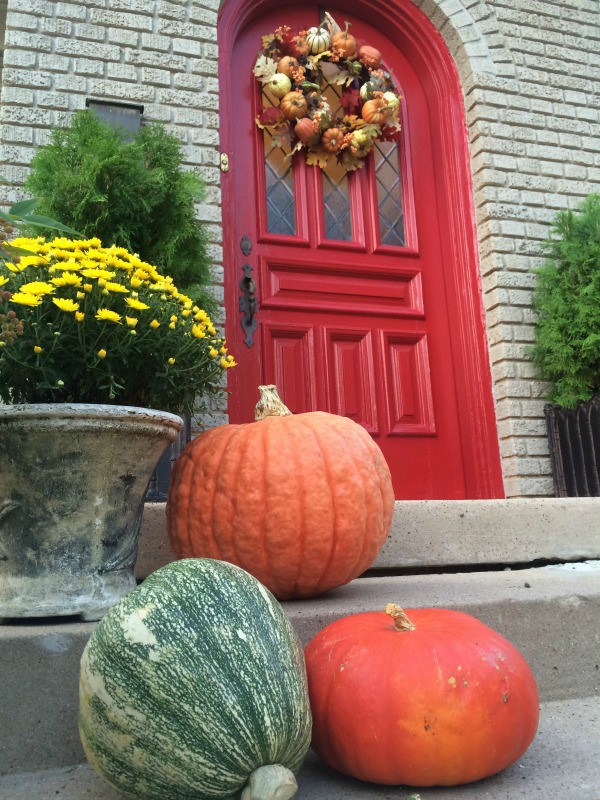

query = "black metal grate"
[
  {"left": 545, "top": 396, "right": 600, "bottom": 497},
  {"left": 146, "top": 416, "right": 192, "bottom": 502}
]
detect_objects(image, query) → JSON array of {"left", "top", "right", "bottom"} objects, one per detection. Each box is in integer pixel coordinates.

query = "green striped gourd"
[{"left": 79, "top": 559, "right": 312, "bottom": 800}]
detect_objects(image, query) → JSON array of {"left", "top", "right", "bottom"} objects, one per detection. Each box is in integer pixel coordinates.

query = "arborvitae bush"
[
  {"left": 25, "top": 111, "right": 215, "bottom": 310},
  {"left": 532, "top": 194, "right": 600, "bottom": 407}
]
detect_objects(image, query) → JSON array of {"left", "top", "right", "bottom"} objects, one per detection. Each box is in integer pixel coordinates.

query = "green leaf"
[
  {"left": 2, "top": 243, "right": 40, "bottom": 257},
  {"left": 0, "top": 211, "right": 16, "bottom": 224},
  {"left": 17, "top": 214, "right": 83, "bottom": 236},
  {"left": 9, "top": 198, "right": 39, "bottom": 216}
]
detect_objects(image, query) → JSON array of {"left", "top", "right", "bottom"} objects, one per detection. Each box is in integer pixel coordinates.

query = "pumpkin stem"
[
  {"left": 385, "top": 603, "right": 415, "bottom": 632},
  {"left": 255, "top": 385, "right": 293, "bottom": 421},
  {"left": 241, "top": 765, "right": 298, "bottom": 800}
]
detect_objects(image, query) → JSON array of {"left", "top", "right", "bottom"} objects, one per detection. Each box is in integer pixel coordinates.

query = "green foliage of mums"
[
  {"left": 532, "top": 194, "right": 600, "bottom": 407},
  {"left": 24, "top": 110, "right": 215, "bottom": 311}
]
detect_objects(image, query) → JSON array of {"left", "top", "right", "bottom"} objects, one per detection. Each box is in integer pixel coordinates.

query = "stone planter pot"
[{"left": 0, "top": 404, "right": 183, "bottom": 621}]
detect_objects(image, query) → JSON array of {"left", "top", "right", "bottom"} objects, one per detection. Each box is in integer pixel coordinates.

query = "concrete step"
[
  {"left": 136, "top": 498, "right": 600, "bottom": 579},
  {"left": 1, "top": 696, "right": 598, "bottom": 800},
  {"left": 1, "top": 561, "right": 598, "bottom": 776}
]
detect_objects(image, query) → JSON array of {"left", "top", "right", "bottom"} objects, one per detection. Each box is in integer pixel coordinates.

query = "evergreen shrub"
[
  {"left": 24, "top": 111, "right": 215, "bottom": 310},
  {"left": 532, "top": 194, "right": 600, "bottom": 407}
]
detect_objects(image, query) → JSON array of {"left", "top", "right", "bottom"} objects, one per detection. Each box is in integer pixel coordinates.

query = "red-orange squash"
[
  {"left": 358, "top": 44, "right": 381, "bottom": 68},
  {"left": 294, "top": 117, "right": 318, "bottom": 145},
  {"left": 305, "top": 605, "right": 540, "bottom": 786},
  {"left": 167, "top": 385, "right": 394, "bottom": 600}
]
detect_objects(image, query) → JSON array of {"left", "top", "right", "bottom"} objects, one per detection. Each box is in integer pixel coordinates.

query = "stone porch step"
[
  {"left": 136, "top": 498, "right": 600, "bottom": 579},
  {"left": 1, "top": 561, "right": 598, "bottom": 776},
  {"left": 1, "top": 696, "right": 598, "bottom": 800}
]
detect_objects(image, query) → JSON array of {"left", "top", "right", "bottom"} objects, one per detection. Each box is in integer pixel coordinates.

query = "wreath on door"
[{"left": 253, "top": 12, "right": 402, "bottom": 172}]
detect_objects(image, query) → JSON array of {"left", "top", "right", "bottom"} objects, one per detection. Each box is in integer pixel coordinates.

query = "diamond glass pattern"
[
  {"left": 262, "top": 86, "right": 296, "bottom": 236},
  {"left": 374, "top": 140, "right": 405, "bottom": 246},
  {"left": 321, "top": 84, "right": 352, "bottom": 241}
]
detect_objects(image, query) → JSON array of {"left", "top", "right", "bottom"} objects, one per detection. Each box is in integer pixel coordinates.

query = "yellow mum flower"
[
  {"left": 6, "top": 262, "right": 22, "bottom": 273},
  {"left": 169, "top": 321, "right": 176, "bottom": 329},
  {"left": 168, "top": 357, "right": 175, "bottom": 365},
  {"left": 95, "top": 309, "right": 122, "bottom": 324},
  {"left": 103, "top": 281, "right": 128, "bottom": 293},
  {"left": 50, "top": 259, "right": 80, "bottom": 271},
  {"left": 150, "top": 319, "right": 160, "bottom": 329},
  {"left": 51, "top": 273, "right": 82, "bottom": 287},
  {"left": 19, "top": 281, "right": 55, "bottom": 295},
  {"left": 34, "top": 345, "right": 43, "bottom": 354},
  {"left": 170, "top": 315, "right": 178, "bottom": 322},
  {"left": 76, "top": 291, "right": 85, "bottom": 299},
  {"left": 75, "top": 312, "right": 85, "bottom": 322},
  {"left": 0, "top": 276, "right": 9, "bottom": 287},
  {"left": 207, "top": 326, "right": 216, "bottom": 336},
  {"left": 182, "top": 309, "right": 191, "bottom": 317},
  {"left": 10, "top": 292, "right": 42, "bottom": 307},
  {"left": 125, "top": 317, "right": 138, "bottom": 328},
  {"left": 130, "top": 276, "right": 143, "bottom": 288},
  {"left": 16, "top": 255, "right": 46, "bottom": 268},
  {"left": 125, "top": 297, "right": 150, "bottom": 311},
  {"left": 53, "top": 298, "right": 80, "bottom": 313},
  {"left": 219, "top": 346, "right": 227, "bottom": 355},
  {"left": 98, "top": 348, "right": 107, "bottom": 359},
  {"left": 81, "top": 268, "right": 116, "bottom": 280},
  {"left": 83, "top": 284, "right": 93, "bottom": 292},
  {"left": 191, "top": 324, "right": 205, "bottom": 338},
  {"left": 209, "top": 347, "right": 218, "bottom": 358}
]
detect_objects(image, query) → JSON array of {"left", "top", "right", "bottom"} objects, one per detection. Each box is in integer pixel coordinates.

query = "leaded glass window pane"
[
  {"left": 262, "top": 86, "right": 296, "bottom": 236},
  {"left": 374, "top": 140, "right": 405, "bottom": 246},
  {"left": 321, "top": 83, "right": 352, "bottom": 241}
]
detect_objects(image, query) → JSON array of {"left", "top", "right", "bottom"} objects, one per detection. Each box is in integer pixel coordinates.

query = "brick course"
[{"left": 0, "top": 0, "right": 598, "bottom": 490}]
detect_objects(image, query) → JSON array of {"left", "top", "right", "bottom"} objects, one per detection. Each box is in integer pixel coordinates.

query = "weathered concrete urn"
[{"left": 0, "top": 404, "right": 183, "bottom": 621}]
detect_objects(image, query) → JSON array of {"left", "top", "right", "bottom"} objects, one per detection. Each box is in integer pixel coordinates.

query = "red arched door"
[{"left": 218, "top": 2, "right": 504, "bottom": 500}]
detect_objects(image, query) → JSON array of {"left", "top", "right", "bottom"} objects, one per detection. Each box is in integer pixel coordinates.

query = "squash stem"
[
  {"left": 241, "top": 765, "right": 298, "bottom": 800},
  {"left": 385, "top": 603, "right": 415, "bottom": 632},
  {"left": 255, "top": 385, "right": 293, "bottom": 421}
]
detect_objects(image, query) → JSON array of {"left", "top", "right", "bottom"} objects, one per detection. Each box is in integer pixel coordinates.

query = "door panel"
[{"left": 221, "top": 3, "right": 501, "bottom": 499}]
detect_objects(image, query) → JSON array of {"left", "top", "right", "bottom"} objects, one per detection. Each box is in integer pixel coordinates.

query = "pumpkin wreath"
[{"left": 253, "top": 12, "right": 402, "bottom": 172}]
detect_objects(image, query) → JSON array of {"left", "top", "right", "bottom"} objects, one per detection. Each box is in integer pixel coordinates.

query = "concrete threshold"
[
  {"left": 135, "top": 498, "right": 600, "bottom": 580},
  {"left": 0, "top": 696, "right": 598, "bottom": 800}
]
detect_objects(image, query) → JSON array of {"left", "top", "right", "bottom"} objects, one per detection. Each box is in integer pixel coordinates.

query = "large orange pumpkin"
[
  {"left": 167, "top": 385, "right": 394, "bottom": 600},
  {"left": 305, "top": 605, "right": 540, "bottom": 786}
]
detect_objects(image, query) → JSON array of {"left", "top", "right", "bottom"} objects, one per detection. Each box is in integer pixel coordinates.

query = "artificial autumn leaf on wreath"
[
  {"left": 341, "top": 88, "right": 361, "bottom": 115},
  {"left": 306, "top": 148, "right": 332, "bottom": 169},
  {"left": 255, "top": 107, "right": 286, "bottom": 128},
  {"left": 340, "top": 148, "right": 367, "bottom": 171},
  {"left": 274, "top": 25, "right": 299, "bottom": 57},
  {"left": 253, "top": 54, "right": 278, "bottom": 83},
  {"left": 272, "top": 125, "right": 295, "bottom": 150},
  {"left": 380, "top": 120, "right": 403, "bottom": 142}
]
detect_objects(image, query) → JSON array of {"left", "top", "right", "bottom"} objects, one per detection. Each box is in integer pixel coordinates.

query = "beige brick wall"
[
  {"left": 0, "top": 0, "right": 599, "bottom": 494},
  {"left": 413, "top": 0, "right": 600, "bottom": 496}
]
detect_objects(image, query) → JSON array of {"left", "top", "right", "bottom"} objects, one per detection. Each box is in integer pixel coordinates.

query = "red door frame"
[{"left": 218, "top": 0, "right": 505, "bottom": 499}]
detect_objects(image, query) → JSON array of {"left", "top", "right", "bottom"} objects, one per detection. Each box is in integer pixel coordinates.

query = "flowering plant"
[{"left": 0, "top": 235, "right": 235, "bottom": 415}]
